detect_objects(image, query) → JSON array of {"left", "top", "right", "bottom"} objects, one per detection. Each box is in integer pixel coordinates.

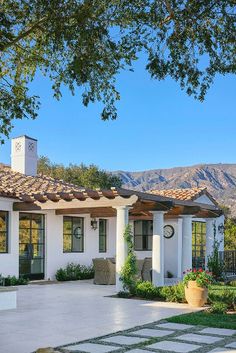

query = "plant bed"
[{"left": 55, "top": 263, "right": 94, "bottom": 281}]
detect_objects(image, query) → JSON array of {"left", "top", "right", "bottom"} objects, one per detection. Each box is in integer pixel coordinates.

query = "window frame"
[
  {"left": 192, "top": 221, "right": 206, "bottom": 270},
  {"left": 0, "top": 210, "right": 9, "bottom": 254},
  {"left": 99, "top": 219, "right": 107, "bottom": 253},
  {"left": 63, "top": 216, "right": 84, "bottom": 253},
  {"left": 19, "top": 212, "right": 45, "bottom": 279},
  {"left": 134, "top": 220, "right": 153, "bottom": 251}
]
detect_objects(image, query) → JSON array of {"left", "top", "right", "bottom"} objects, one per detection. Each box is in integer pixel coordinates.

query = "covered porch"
[{"left": 13, "top": 187, "right": 222, "bottom": 291}]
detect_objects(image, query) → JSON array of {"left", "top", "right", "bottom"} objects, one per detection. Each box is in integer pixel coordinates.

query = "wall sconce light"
[{"left": 91, "top": 218, "right": 98, "bottom": 230}]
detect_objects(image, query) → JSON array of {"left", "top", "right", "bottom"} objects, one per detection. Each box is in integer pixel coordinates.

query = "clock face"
[
  {"left": 74, "top": 226, "right": 82, "bottom": 239},
  {"left": 164, "top": 225, "right": 175, "bottom": 239}
]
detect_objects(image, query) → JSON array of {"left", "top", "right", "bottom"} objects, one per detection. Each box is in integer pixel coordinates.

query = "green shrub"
[
  {"left": 4, "top": 276, "right": 29, "bottom": 286},
  {"left": 135, "top": 281, "right": 161, "bottom": 300},
  {"left": 207, "top": 223, "right": 225, "bottom": 281},
  {"left": 55, "top": 263, "right": 94, "bottom": 281},
  {"left": 120, "top": 225, "right": 137, "bottom": 294},
  {"left": 160, "top": 282, "right": 186, "bottom": 303},
  {"left": 208, "top": 302, "right": 228, "bottom": 314},
  {"left": 135, "top": 281, "right": 185, "bottom": 303},
  {"left": 117, "top": 291, "right": 133, "bottom": 298},
  {"left": 209, "top": 288, "right": 236, "bottom": 310}
]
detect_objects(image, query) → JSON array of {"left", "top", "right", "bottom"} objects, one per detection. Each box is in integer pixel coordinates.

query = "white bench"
[{"left": 0, "top": 287, "right": 17, "bottom": 310}]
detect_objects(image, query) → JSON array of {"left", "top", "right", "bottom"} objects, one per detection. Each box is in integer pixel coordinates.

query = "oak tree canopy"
[{"left": 1, "top": 0, "right": 235, "bottom": 142}]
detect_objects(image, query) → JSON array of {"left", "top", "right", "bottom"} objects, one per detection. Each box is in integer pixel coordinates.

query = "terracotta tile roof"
[
  {"left": 0, "top": 165, "right": 219, "bottom": 215},
  {"left": 148, "top": 187, "right": 208, "bottom": 201},
  {"left": 0, "top": 164, "right": 82, "bottom": 199}
]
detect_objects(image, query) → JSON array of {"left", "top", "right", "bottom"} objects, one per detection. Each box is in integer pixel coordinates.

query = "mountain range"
[{"left": 112, "top": 164, "right": 236, "bottom": 217}]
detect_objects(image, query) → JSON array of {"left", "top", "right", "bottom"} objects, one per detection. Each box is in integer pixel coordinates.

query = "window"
[
  {"left": 0, "top": 211, "right": 8, "bottom": 253},
  {"left": 63, "top": 217, "right": 84, "bottom": 253},
  {"left": 192, "top": 221, "right": 206, "bottom": 269},
  {"left": 19, "top": 213, "right": 45, "bottom": 279},
  {"left": 134, "top": 220, "right": 153, "bottom": 250},
  {"left": 99, "top": 219, "right": 107, "bottom": 252}
]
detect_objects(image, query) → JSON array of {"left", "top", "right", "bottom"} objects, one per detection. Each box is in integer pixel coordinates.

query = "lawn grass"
[{"left": 168, "top": 311, "right": 236, "bottom": 329}]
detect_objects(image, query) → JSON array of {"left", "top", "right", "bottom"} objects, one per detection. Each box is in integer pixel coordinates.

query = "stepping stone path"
[
  {"left": 61, "top": 321, "right": 236, "bottom": 353},
  {"left": 147, "top": 340, "right": 201, "bottom": 352},
  {"left": 207, "top": 348, "right": 236, "bottom": 352},
  {"left": 126, "top": 350, "right": 151, "bottom": 353},
  {"left": 225, "top": 341, "right": 236, "bottom": 348},
  {"left": 156, "top": 322, "right": 195, "bottom": 330},
  {"left": 63, "top": 343, "right": 120, "bottom": 353},
  {"left": 101, "top": 335, "right": 148, "bottom": 345},
  {"left": 199, "top": 328, "right": 236, "bottom": 336},
  {"left": 176, "top": 333, "right": 223, "bottom": 344},
  {"left": 130, "top": 328, "right": 174, "bottom": 337}
]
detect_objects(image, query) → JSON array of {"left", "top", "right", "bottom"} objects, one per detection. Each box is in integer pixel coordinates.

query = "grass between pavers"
[{"left": 167, "top": 311, "right": 236, "bottom": 329}]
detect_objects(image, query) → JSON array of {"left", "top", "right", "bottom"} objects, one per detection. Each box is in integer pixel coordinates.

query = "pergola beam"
[{"left": 13, "top": 195, "right": 139, "bottom": 211}]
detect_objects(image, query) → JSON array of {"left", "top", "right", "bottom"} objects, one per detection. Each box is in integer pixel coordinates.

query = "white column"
[
  {"left": 151, "top": 211, "right": 165, "bottom": 287},
  {"left": 177, "top": 218, "right": 183, "bottom": 278},
  {"left": 114, "top": 206, "right": 129, "bottom": 292},
  {"left": 182, "top": 215, "right": 193, "bottom": 274},
  {"left": 205, "top": 218, "right": 215, "bottom": 269}
]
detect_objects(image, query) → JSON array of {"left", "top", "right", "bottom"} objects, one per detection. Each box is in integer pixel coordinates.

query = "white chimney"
[{"left": 11, "top": 135, "right": 38, "bottom": 176}]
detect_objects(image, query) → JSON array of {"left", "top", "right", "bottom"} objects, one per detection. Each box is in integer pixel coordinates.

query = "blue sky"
[{"left": 0, "top": 58, "right": 235, "bottom": 172}]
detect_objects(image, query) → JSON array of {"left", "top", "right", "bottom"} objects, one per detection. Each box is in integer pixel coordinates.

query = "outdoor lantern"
[{"left": 91, "top": 218, "right": 98, "bottom": 230}]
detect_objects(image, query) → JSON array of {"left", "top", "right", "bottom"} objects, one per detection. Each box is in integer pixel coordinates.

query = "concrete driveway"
[{"left": 0, "top": 280, "right": 195, "bottom": 353}]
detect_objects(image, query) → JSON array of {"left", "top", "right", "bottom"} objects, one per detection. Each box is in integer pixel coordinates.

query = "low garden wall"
[{"left": 0, "top": 287, "right": 17, "bottom": 310}]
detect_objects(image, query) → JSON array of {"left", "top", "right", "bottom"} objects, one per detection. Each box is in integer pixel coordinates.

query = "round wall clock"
[
  {"left": 74, "top": 226, "right": 82, "bottom": 239},
  {"left": 164, "top": 225, "right": 175, "bottom": 239}
]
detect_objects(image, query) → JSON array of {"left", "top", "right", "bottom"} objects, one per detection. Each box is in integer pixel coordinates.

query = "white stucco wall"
[
  {"left": 134, "top": 218, "right": 182, "bottom": 278},
  {"left": 45, "top": 212, "right": 117, "bottom": 279},
  {"left": 0, "top": 198, "right": 19, "bottom": 277}
]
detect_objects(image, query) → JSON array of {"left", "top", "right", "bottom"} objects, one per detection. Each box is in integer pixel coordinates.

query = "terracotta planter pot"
[{"left": 185, "top": 280, "right": 208, "bottom": 307}]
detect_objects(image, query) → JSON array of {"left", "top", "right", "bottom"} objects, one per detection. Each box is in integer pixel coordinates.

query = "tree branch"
[{"left": 0, "top": 17, "right": 47, "bottom": 52}]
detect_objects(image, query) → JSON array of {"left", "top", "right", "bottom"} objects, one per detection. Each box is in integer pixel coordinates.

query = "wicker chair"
[
  {"left": 92, "top": 258, "right": 116, "bottom": 285},
  {"left": 136, "top": 259, "right": 145, "bottom": 280},
  {"left": 142, "top": 257, "right": 152, "bottom": 282}
]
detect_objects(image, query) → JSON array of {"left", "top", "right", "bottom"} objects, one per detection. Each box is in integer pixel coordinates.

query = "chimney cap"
[{"left": 12, "top": 135, "right": 38, "bottom": 142}]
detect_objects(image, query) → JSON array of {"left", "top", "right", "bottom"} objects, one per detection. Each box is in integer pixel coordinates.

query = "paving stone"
[
  {"left": 176, "top": 333, "right": 223, "bottom": 344},
  {"left": 126, "top": 350, "right": 154, "bottom": 353},
  {"left": 156, "top": 323, "right": 194, "bottom": 330},
  {"left": 199, "top": 328, "right": 236, "bottom": 336},
  {"left": 147, "top": 340, "right": 201, "bottom": 352},
  {"left": 63, "top": 342, "right": 120, "bottom": 352},
  {"left": 130, "top": 328, "right": 174, "bottom": 337},
  {"left": 225, "top": 342, "right": 236, "bottom": 348},
  {"left": 207, "top": 348, "right": 236, "bottom": 353},
  {"left": 101, "top": 335, "right": 148, "bottom": 345}
]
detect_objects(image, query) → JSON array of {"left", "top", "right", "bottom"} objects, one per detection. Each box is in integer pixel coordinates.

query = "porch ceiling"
[{"left": 13, "top": 187, "right": 222, "bottom": 219}]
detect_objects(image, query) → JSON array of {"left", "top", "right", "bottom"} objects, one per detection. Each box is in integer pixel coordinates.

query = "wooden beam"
[
  {"left": 129, "top": 215, "right": 152, "bottom": 220},
  {"left": 131, "top": 200, "right": 172, "bottom": 213},
  {"left": 55, "top": 207, "right": 116, "bottom": 217},
  {"left": 13, "top": 195, "right": 138, "bottom": 211}
]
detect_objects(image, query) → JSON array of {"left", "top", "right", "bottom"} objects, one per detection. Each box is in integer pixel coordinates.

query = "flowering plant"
[{"left": 183, "top": 269, "right": 213, "bottom": 288}]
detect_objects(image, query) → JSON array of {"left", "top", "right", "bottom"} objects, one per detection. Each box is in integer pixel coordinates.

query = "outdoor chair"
[
  {"left": 136, "top": 259, "right": 145, "bottom": 280},
  {"left": 142, "top": 257, "right": 152, "bottom": 282},
  {"left": 92, "top": 258, "right": 116, "bottom": 285}
]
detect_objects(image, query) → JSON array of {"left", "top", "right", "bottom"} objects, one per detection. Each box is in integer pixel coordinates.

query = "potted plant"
[{"left": 183, "top": 269, "right": 213, "bottom": 307}]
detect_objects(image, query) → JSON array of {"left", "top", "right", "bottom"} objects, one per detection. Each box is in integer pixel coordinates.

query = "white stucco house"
[{"left": 0, "top": 136, "right": 224, "bottom": 291}]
